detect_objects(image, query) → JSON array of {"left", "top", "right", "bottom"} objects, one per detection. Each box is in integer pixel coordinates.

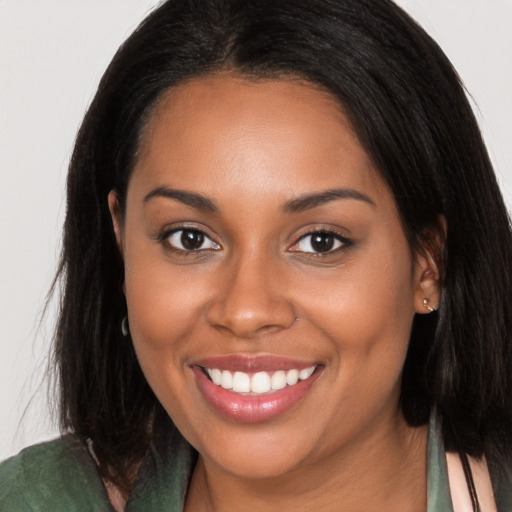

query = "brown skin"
[{"left": 109, "top": 75, "right": 441, "bottom": 511}]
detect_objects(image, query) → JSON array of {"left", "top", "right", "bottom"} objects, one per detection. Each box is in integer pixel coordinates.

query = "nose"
[{"left": 206, "top": 252, "right": 296, "bottom": 339}]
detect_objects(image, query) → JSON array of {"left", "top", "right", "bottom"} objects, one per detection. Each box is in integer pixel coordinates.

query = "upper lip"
[{"left": 191, "top": 354, "right": 319, "bottom": 373}]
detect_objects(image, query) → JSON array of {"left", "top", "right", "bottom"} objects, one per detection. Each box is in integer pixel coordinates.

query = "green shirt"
[{"left": 1, "top": 418, "right": 511, "bottom": 511}]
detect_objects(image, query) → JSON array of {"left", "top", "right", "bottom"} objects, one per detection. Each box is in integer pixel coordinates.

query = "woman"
[{"left": 1, "top": 0, "right": 511, "bottom": 510}]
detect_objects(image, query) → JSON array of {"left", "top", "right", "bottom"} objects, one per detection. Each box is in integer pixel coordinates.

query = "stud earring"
[
  {"left": 121, "top": 316, "right": 129, "bottom": 336},
  {"left": 423, "top": 298, "right": 436, "bottom": 313}
]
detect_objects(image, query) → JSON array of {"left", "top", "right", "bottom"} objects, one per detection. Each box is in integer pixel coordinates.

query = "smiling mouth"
[
  {"left": 193, "top": 359, "right": 323, "bottom": 422},
  {"left": 200, "top": 365, "right": 318, "bottom": 395}
]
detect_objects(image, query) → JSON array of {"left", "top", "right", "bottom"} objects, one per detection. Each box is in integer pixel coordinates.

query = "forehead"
[{"left": 131, "top": 74, "right": 389, "bottom": 207}]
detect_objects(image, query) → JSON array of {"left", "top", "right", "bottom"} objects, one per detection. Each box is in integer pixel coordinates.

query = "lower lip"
[{"left": 192, "top": 366, "right": 321, "bottom": 423}]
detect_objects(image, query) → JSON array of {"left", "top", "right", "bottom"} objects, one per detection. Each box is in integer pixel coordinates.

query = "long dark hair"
[{"left": 54, "top": 0, "right": 512, "bottom": 493}]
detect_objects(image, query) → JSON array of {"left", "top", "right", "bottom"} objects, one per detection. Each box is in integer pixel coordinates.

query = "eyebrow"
[
  {"left": 143, "top": 186, "right": 218, "bottom": 213},
  {"left": 283, "top": 188, "right": 376, "bottom": 214},
  {"left": 143, "top": 185, "right": 375, "bottom": 214}
]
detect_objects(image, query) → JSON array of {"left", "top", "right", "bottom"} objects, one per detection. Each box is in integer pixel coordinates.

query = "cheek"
[
  {"left": 122, "top": 242, "right": 207, "bottom": 373},
  {"left": 298, "top": 244, "right": 414, "bottom": 343},
  {"left": 294, "top": 238, "right": 416, "bottom": 393},
  {"left": 123, "top": 258, "right": 206, "bottom": 427}
]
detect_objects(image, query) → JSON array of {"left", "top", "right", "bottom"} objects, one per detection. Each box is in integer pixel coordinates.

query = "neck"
[{"left": 185, "top": 416, "right": 428, "bottom": 512}]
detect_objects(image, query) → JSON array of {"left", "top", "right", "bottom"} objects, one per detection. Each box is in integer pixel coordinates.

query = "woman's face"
[{"left": 111, "top": 76, "right": 437, "bottom": 479}]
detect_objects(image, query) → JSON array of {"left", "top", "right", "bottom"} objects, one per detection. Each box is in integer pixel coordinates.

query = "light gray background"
[{"left": 1, "top": 0, "right": 511, "bottom": 460}]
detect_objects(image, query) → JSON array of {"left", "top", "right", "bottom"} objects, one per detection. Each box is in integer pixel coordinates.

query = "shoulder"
[{"left": 0, "top": 435, "right": 113, "bottom": 511}]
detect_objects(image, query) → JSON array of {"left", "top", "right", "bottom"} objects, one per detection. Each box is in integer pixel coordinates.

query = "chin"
[
  {"left": 205, "top": 443, "right": 311, "bottom": 480},
  {"left": 181, "top": 417, "right": 320, "bottom": 479}
]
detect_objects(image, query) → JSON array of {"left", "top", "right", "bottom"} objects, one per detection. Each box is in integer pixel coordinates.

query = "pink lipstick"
[{"left": 191, "top": 356, "right": 322, "bottom": 423}]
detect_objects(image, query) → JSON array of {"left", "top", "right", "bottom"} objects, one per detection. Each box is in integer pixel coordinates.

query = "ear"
[
  {"left": 108, "top": 190, "right": 124, "bottom": 259},
  {"left": 413, "top": 217, "right": 445, "bottom": 314}
]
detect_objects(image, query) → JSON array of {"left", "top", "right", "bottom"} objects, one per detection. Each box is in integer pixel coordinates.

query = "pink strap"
[{"left": 446, "top": 452, "right": 498, "bottom": 512}]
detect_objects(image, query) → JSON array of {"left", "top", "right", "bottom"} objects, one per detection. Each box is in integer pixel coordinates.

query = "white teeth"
[
  {"left": 206, "top": 365, "right": 317, "bottom": 395},
  {"left": 210, "top": 368, "right": 222, "bottom": 385},
  {"left": 221, "top": 370, "right": 233, "bottom": 389},
  {"left": 271, "top": 370, "right": 287, "bottom": 390},
  {"left": 233, "top": 371, "right": 251, "bottom": 392},
  {"left": 299, "top": 366, "right": 315, "bottom": 380},
  {"left": 251, "top": 372, "right": 271, "bottom": 393},
  {"left": 286, "top": 369, "right": 299, "bottom": 386}
]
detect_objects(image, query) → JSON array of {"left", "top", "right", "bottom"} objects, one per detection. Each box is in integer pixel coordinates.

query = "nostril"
[{"left": 210, "top": 323, "right": 235, "bottom": 336}]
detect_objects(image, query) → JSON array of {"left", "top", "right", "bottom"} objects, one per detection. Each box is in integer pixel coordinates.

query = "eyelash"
[
  {"left": 289, "top": 229, "right": 353, "bottom": 257},
  {"left": 158, "top": 227, "right": 220, "bottom": 256},
  {"left": 158, "top": 226, "right": 353, "bottom": 259}
]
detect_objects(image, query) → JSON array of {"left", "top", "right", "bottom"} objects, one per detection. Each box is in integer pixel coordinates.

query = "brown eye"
[
  {"left": 310, "top": 233, "right": 336, "bottom": 252},
  {"left": 166, "top": 229, "right": 220, "bottom": 251},
  {"left": 291, "top": 231, "right": 351, "bottom": 254},
  {"left": 181, "top": 230, "right": 204, "bottom": 250}
]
